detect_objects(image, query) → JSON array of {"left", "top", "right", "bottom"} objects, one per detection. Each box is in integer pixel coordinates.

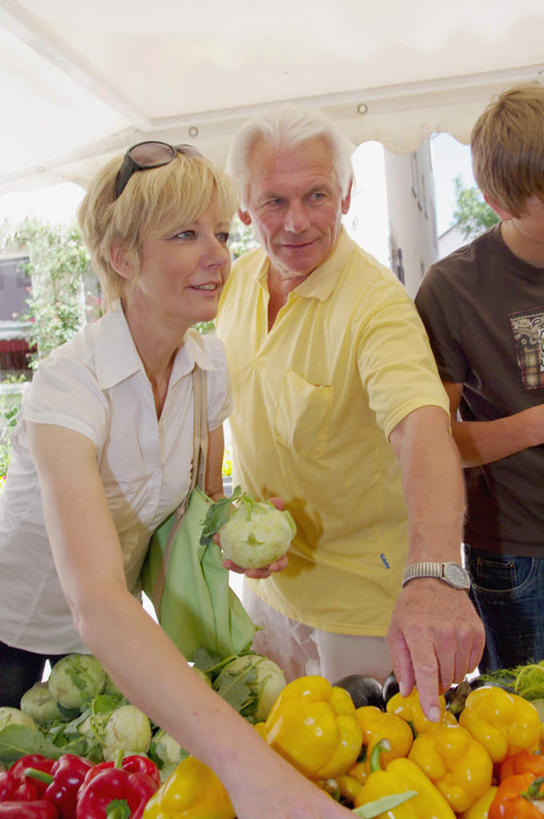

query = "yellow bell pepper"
[
  {"left": 408, "top": 723, "right": 493, "bottom": 814},
  {"left": 348, "top": 705, "right": 414, "bottom": 785},
  {"left": 259, "top": 674, "right": 363, "bottom": 779},
  {"left": 386, "top": 688, "right": 456, "bottom": 735},
  {"left": 335, "top": 773, "right": 363, "bottom": 803},
  {"left": 142, "top": 755, "right": 235, "bottom": 819},
  {"left": 458, "top": 686, "right": 541, "bottom": 763},
  {"left": 457, "top": 786, "right": 498, "bottom": 819},
  {"left": 354, "top": 741, "right": 456, "bottom": 818}
]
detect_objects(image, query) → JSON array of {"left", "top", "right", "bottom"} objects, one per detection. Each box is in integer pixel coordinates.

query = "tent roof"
[{"left": 1, "top": 0, "right": 543, "bottom": 193}]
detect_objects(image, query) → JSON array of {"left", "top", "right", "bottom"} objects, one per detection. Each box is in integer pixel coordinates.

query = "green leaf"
[
  {"left": 214, "top": 664, "right": 258, "bottom": 715},
  {"left": 192, "top": 648, "right": 223, "bottom": 673},
  {"left": 0, "top": 724, "right": 64, "bottom": 763},
  {"left": 199, "top": 486, "right": 242, "bottom": 546},
  {"left": 352, "top": 790, "right": 418, "bottom": 817}
]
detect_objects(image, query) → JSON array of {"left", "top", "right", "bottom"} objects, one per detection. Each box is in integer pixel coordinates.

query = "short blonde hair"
[
  {"left": 78, "top": 148, "right": 238, "bottom": 308},
  {"left": 227, "top": 105, "right": 354, "bottom": 209},
  {"left": 471, "top": 82, "right": 544, "bottom": 217}
]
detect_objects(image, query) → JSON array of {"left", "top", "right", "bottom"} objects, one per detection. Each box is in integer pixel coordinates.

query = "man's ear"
[
  {"left": 238, "top": 208, "right": 252, "bottom": 226},
  {"left": 110, "top": 241, "right": 134, "bottom": 279},
  {"left": 341, "top": 178, "right": 353, "bottom": 215},
  {"left": 483, "top": 194, "right": 512, "bottom": 221}
]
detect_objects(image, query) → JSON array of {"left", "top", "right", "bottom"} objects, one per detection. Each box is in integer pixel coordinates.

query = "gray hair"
[{"left": 226, "top": 105, "right": 355, "bottom": 208}]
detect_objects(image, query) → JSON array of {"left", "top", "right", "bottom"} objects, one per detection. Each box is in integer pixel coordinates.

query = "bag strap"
[
  {"left": 148, "top": 361, "right": 209, "bottom": 607},
  {"left": 175, "top": 363, "right": 208, "bottom": 520}
]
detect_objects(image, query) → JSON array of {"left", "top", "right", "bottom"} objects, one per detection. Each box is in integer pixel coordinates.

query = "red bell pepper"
[
  {"left": 0, "top": 801, "right": 58, "bottom": 818},
  {"left": 76, "top": 766, "right": 158, "bottom": 819},
  {"left": 84, "top": 756, "right": 160, "bottom": 791},
  {"left": 0, "top": 769, "right": 41, "bottom": 802},
  {"left": 26, "top": 754, "right": 94, "bottom": 819},
  {"left": 9, "top": 755, "right": 55, "bottom": 799}
]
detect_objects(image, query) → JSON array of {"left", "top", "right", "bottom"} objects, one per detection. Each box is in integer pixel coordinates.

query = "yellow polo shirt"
[{"left": 217, "top": 229, "right": 449, "bottom": 635}]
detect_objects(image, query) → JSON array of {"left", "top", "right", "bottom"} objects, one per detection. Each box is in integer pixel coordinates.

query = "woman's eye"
[
  {"left": 174, "top": 230, "right": 196, "bottom": 240},
  {"left": 217, "top": 232, "right": 230, "bottom": 244}
]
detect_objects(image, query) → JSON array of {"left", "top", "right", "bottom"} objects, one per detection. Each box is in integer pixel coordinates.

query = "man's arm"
[
  {"left": 387, "top": 405, "right": 485, "bottom": 721},
  {"left": 444, "top": 382, "right": 544, "bottom": 467}
]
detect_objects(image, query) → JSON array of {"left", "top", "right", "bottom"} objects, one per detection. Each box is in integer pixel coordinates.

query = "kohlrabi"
[
  {"left": 102, "top": 704, "right": 151, "bottom": 761},
  {"left": 48, "top": 653, "right": 107, "bottom": 709},
  {"left": 203, "top": 488, "right": 295, "bottom": 569},
  {"left": 20, "top": 682, "right": 64, "bottom": 725},
  {"left": 0, "top": 706, "right": 37, "bottom": 732},
  {"left": 213, "top": 653, "right": 286, "bottom": 723}
]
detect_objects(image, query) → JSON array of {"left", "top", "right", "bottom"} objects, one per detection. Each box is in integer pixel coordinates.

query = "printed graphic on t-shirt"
[{"left": 509, "top": 307, "right": 544, "bottom": 390}]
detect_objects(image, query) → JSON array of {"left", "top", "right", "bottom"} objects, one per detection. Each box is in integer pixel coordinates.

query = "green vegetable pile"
[
  {"left": 0, "top": 654, "right": 152, "bottom": 769},
  {"left": 0, "top": 648, "right": 286, "bottom": 780}
]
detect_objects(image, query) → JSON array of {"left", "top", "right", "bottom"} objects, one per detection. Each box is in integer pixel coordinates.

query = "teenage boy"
[{"left": 416, "top": 82, "right": 544, "bottom": 672}]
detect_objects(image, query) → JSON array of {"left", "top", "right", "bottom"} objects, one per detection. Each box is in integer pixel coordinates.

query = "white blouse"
[{"left": 0, "top": 301, "right": 231, "bottom": 653}]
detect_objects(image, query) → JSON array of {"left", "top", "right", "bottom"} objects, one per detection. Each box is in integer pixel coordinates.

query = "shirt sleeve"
[
  {"left": 357, "top": 290, "right": 450, "bottom": 438},
  {"left": 415, "top": 263, "right": 469, "bottom": 384},
  {"left": 21, "top": 353, "right": 109, "bottom": 448},
  {"left": 202, "top": 334, "right": 233, "bottom": 430}
]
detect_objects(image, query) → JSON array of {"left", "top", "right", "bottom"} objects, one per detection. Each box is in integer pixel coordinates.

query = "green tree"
[
  {"left": 452, "top": 175, "right": 499, "bottom": 240},
  {"left": 3, "top": 218, "right": 92, "bottom": 366}
]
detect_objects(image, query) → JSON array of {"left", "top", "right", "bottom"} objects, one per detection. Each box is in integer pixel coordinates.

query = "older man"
[{"left": 216, "top": 106, "right": 484, "bottom": 719}]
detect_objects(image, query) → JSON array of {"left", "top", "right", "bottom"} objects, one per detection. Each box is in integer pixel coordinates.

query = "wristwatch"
[{"left": 401, "top": 561, "right": 471, "bottom": 590}]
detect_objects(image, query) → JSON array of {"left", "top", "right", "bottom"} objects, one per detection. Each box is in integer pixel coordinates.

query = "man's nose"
[{"left": 284, "top": 201, "right": 309, "bottom": 233}]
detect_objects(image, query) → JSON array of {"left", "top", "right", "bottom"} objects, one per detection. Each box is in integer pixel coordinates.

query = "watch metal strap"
[{"left": 401, "top": 561, "right": 443, "bottom": 586}]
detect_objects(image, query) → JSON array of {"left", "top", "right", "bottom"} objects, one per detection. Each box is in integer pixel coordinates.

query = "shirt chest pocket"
[{"left": 274, "top": 369, "right": 334, "bottom": 458}]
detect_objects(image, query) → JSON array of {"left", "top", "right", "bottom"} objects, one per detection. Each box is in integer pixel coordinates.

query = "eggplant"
[
  {"left": 444, "top": 679, "right": 472, "bottom": 716},
  {"left": 333, "top": 674, "right": 384, "bottom": 709},
  {"left": 382, "top": 671, "right": 400, "bottom": 704},
  {"left": 469, "top": 675, "right": 516, "bottom": 694}
]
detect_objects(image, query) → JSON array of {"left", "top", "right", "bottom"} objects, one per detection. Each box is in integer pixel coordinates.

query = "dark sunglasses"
[{"left": 114, "top": 141, "right": 203, "bottom": 199}]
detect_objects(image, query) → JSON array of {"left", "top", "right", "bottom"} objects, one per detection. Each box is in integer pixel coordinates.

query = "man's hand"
[{"left": 387, "top": 578, "right": 484, "bottom": 720}]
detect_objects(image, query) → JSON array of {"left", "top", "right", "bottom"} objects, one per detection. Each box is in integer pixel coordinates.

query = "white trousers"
[{"left": 243, "top": 581, "right": 392, "bottom": 684}]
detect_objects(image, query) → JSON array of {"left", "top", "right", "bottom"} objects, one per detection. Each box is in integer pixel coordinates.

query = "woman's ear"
[{"left": 110, "top": 241, "right": 134, "bottom": 279}]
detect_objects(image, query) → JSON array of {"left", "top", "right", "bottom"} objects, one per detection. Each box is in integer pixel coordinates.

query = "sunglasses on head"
[{"left": 114, "top": 141, "right": 203, "bottom": 199}]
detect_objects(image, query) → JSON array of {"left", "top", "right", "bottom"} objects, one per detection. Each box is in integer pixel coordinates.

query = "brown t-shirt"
[{"left": 416, "top": 224, "right": 544, "bottom": 556}]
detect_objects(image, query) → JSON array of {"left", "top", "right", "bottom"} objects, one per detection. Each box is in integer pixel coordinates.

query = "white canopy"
[{"left": 1, "top": 0, "right": 543, "bottom": 193}]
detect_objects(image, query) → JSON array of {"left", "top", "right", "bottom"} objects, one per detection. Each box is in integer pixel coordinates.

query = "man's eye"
[
  {"left": 216, "top": 232, "right": 230, "bottom": 244},
  {"left": 309, "top": 191, "right": 326, "bottom": 201}
]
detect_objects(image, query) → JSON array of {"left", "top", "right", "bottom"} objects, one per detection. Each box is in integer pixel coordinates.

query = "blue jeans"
[{"left": 464, "top": 544, "right": 544, "bottom": 673}]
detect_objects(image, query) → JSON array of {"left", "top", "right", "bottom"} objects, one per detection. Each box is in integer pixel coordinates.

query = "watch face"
[{"left": 444, "top": 563, "right": 470, "bottom": 588}]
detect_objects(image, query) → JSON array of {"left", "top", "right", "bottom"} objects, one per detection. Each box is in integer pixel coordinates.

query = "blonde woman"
[{"left": 0, "top": 142, "right": 349, "bottom": 818}]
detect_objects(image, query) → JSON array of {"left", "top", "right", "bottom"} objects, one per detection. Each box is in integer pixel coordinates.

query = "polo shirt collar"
[
  {"left": 295, "top": 228, "right": 356, "bottom": 301},
  {"left": 95, "top": 300, "right": 218, "bottom": 390}
]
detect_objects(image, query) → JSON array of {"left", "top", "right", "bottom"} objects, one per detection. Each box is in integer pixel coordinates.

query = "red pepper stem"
[
  {"left": 114, "top": 749, "right": 125, "bottom": 769},
  {"left": 105, "top": 799, "right": 131, "bottom": 819},
  {"left": 24, "top": 766, "right": 54, "bottom": 784},
  {"left": 369, "top": 739, "right": 392, "bottom": 773}
]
